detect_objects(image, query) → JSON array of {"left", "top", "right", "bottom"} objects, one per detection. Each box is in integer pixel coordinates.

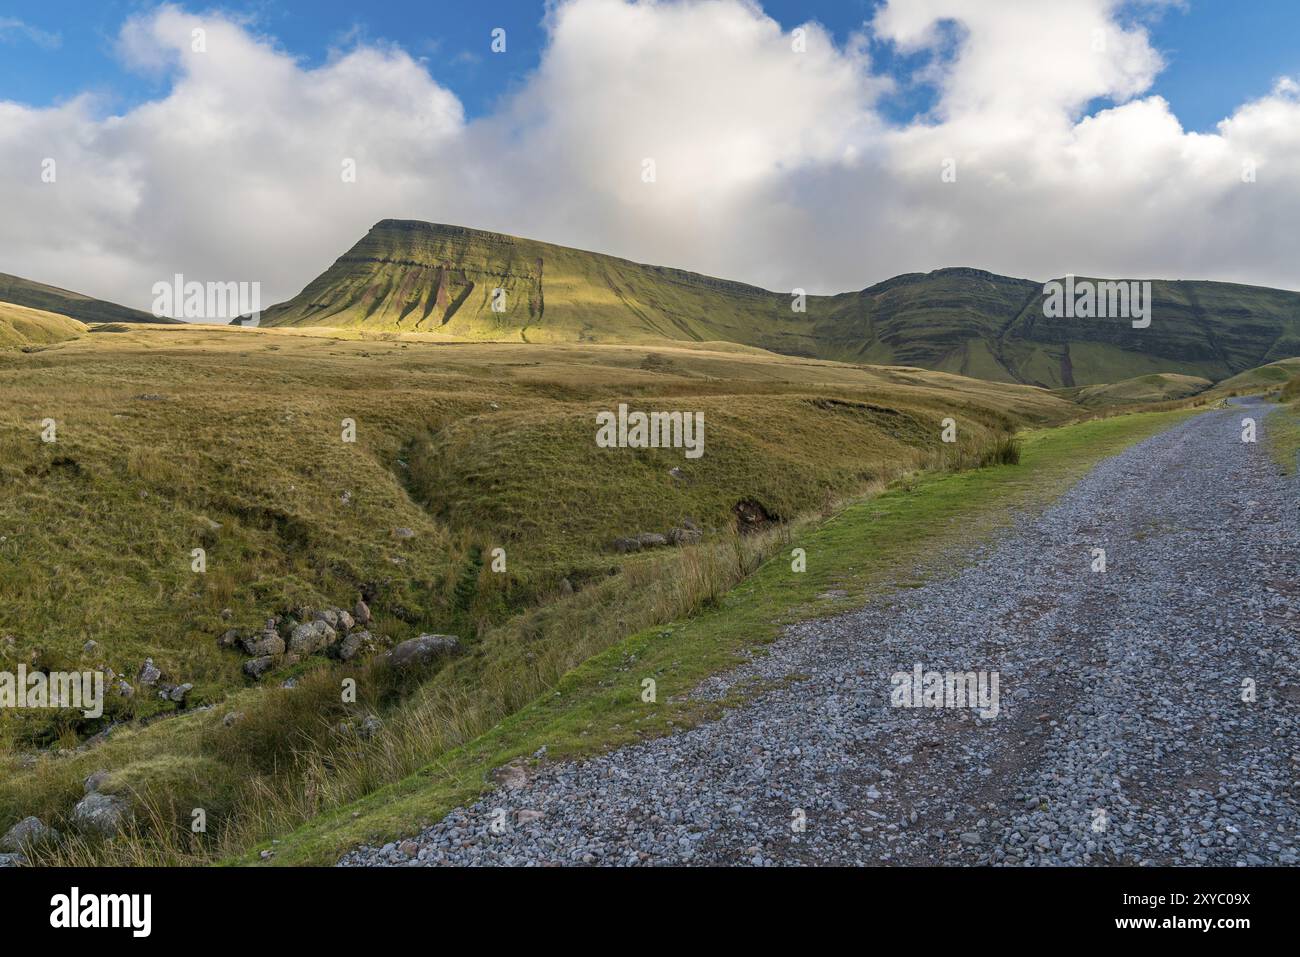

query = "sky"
[{"left": 1, "top": 0, "right": 1298, "bottom": 315}]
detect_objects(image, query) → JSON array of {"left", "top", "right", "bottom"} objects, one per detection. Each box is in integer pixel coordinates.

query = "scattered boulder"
[
  {"left": 217, "top": 628, "right": 241, "bottom": 650},
  {"left": 288, "top": 620, "right": 336, "bottom": 656},
  {"left": 335, "top": 630, "right": 369, "bottom": 662},
  {"left": 137, "top": 659, "right": 161, "bottom": 686},
  {"left": 222, "top": 711, "right": 244, "bottom": 728},
  {"left": 243, "top": 656, "right": 275, "bottom": 679},
  {"left": 635, "top": 532, "right": 668, "bottom": 549},
  {"left": 611, "top": 537, "right": 642, "bottom": 554},
  {"left": 241, "top": 631, "right": 285, "bottom": 657},
  {"left": 353, "top": 600, "right": 371, "bottom": 625},
  {"left": 336, "top": 609, "right": 356, "bottom": 632},
  {"left": 113, "top": 679, "right": 134, "bottom": 698},
  {"left": 667, "top": 526, "right": 702, "bottom": 546},
  {"left": 388, "top": 634, "right": 460, "bottom": 670},
  {"left": 0, "top": 817, "right": 60, "bottom": 853},
  {"left": 358, "top": 714, "right": 383, "bottom": 740},
  {"left": 393, "top": 527, "right": 415, "bottom": 540},
  {"left": 71, "top": 792, "right": 130, "bottom": 837},
  {"left": 312, "top": 608, "right": 342, "bottom": 630},
  {"left": 82, "top": 640, "right": 99, "bottom": 656},
  {"left": 158, "top": 683, "right": 193, "bottom": 704},
  {"left": 668, "top": 466, "right": 686, "bottom": 482},
  {"left": 83, "top": 770, "right": 111, "bottom": 794},
  {"left": 220, "top": 608, "right": 233, "bottom": 621},
  {"left": 559, "top": 578, "right": 574, "bottom": 595}
]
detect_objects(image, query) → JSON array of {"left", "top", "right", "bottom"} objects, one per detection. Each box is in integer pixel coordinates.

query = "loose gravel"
[{"left": 342, "top": 400, "right": 1299, "bottom": 866}]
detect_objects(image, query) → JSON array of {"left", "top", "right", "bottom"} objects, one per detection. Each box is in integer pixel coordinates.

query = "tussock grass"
[{"left": 1, "top": 324, "right": 1074, "bottom": 865}]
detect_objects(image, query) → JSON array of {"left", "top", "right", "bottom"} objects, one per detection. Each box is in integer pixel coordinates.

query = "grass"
[
  {"left": 1, "top": 322, "right": 1076, "bottom": 864},
  {"left": 1267, "top": 381, "right": 1300, "bottom": 475},
  {"left": 0, "top": 302, "right": 86, "bottom": 351},
  {"left": 230, "top": 406, "right": 1192, "bottom": 866}
]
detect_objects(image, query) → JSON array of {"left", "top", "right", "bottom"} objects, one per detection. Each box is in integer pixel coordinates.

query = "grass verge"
[{"left": 245, "top": 407, "right": 1194, "bottom": 866}]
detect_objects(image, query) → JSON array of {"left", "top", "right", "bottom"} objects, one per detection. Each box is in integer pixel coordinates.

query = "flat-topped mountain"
[{"left": 258, "top": 219, "right": 1300, "bottom": 388}]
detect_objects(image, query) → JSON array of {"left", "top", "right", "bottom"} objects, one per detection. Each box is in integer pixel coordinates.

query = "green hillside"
[
  {"left": 259, "top": 220, "right": 1300, "bottom": 388},
  {"left": 1057, "top": 372, "right": 1213, "bottom": 408},
  {"left": 0, "top": 301, "right": 87, "bottom": 350},
  {"left": 0, "top": 272, "right": 173, "bottom": 325}
]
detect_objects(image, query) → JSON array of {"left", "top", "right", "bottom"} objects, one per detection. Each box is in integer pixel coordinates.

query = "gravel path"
[{"left": 342, "top": 399, "right": 1299, "bottom": 866}]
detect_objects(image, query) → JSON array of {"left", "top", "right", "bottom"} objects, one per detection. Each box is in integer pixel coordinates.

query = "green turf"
[{"left": 245, "top": 406, "right": 1194, "bottom": 866}]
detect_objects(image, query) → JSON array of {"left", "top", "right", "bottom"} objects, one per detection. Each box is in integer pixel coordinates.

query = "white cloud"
[{"left": 0, "top": 0, "right": 1297, "bottom": 317}]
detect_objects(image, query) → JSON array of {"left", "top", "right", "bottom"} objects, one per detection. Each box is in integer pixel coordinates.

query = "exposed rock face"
[
  {"left": 0, "top": 816, "right": 60, "bottom": 853},
  {"left": 388, "top": 634, "right": 460, "bottom": 669},
  {"left": 71, "top": 792, "right": 130, "bottom": 837},
  {"left": 288, "top": 620, "right": 336, "bottom": 656}
]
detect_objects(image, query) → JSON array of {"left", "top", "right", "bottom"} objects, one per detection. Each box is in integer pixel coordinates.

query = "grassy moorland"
[
  {"left": 2, "top": 321, "right": 1073, "bottom": 864},
  {"left": 244, "top": 406, "right": 1196, "bottom": 866},
  {"left": 0, "top": 302, "right": 87, "bottom": 351}
]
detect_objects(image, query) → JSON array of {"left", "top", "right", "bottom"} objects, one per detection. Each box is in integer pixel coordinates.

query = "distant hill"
[
  {"left": 258, "top": 220, "right": 1300, "bottom": 388},
  {"left": 1058, "top": 373, "right": 1213, "bottom": 408},
  {"left": 0, "top": 272, "right": 173, "bottom": 325},
  {"left": 0, "top": 301, "right": 87, "bottom": 349}
]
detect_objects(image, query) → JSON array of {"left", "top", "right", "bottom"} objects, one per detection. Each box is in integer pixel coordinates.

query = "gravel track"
[{"left": 342, "top": 400, "right": 1299, "bottom": 866}]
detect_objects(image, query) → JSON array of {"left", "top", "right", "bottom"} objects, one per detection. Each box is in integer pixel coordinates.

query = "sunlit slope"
[
  {"left": 1057, "top": 372, "right": 1214, "bottom": 408},
  {"left": 0, "top": 272, "right": 171, "bottom": 325},
  {"left": 0, "top": 301, "right": 87, "bottom": 349},
  {"left": 259, "top": 220, "right": 1300, "bottom": 388}
]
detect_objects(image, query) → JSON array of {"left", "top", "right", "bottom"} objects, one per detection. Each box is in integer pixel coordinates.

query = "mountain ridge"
[{"left": 250, "top": 218, "right": 1300, "bottom": 388}]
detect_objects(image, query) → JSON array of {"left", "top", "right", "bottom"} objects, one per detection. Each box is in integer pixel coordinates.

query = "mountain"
[
  {"left": 0, "top": 272, "right": 173, "bottom": 325},
  {"left": 259, "top": 219, "right": 1300, "bottom": 388}
]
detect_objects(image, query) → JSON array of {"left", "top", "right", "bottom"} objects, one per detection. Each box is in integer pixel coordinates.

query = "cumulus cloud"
[{"left": 0, "top": 0, "right": 1297, "bottom": 317}]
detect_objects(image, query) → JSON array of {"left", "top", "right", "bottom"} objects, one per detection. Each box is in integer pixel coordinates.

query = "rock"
[
  {"left": 667, "top": 526, "right": 703, "bottom": 546},
  {"left": 161, "top": 683, "right": 193, "bottom": 704},
  {"left": 668, "top": 467, "right": 686, "bottom": 481},
  {"left": 353, "top": 600, "right": 371, "bottom": 625},
  {"left": 82, "top": 640, "right": 99, "bottom": 656},
  {"left": 635, "top": 532, "right": 668, "bottom": 548},
  {"left": 388, "top": 634, "right": 460, "bottom": 669},
  {"left": 217, "top": 628, "right": 241, "bottom": 650},
  {"left": 336, "top": 609, "right": 355, "bottom": 632},
  {"left": 84, "top": 770, "right": 111, "bottom": 794},
  {"left": 0, "top": 817, "right": 61, "bottom": 853},
  {"left": 335, "top": 630, "right": 369, "bottom": 662},
  {"left": 71, "top": 792, "right": 130, "bottom": 837},
  {"left": 358, "top": 714, "right": 383, "bottom": 740},
  {"left": 288, "top": 620, "right": 336, "bottom": 656},
  {"left": 241, "top": 631, "right": 285, "bottom": 657},
  {"left": 960, "top": 832, "right": 982, "bottom": 845},
  {"left": 114, "top": 680, "right": 134, "bottom": 698},
  {"left": 137, "top": 658, "right": 161, "bottom": 686},
  {"left": 243, "top": 656, "right": 275, "bottom": 679},
  {"left": 393, "top": 527, "right": 416, "bottom": 539},
  {"left": 220, "top": 608, "right": 233, "bottom": 621},
  {"left": 0, "top": 853, "right": 25, "bottom": 868},
  {"left": 515, "top": 809, "right": 544, "bottom": 826},
  {"left": 222, "top": 711, "right": 244, "bottom": 728},
  {"left": 559, "top": 578, "right": 574, "bottom": 595},
  {"left": 611, "top": 537, "right": 642, "bottom": 554},
  {"left": 313, "top": 608, "right": 342, "bottom": 630}
]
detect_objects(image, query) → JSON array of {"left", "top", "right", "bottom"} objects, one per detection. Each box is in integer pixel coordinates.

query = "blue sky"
[{"left": 2, "top": 0, "right": 1298, "bottom": 131}]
